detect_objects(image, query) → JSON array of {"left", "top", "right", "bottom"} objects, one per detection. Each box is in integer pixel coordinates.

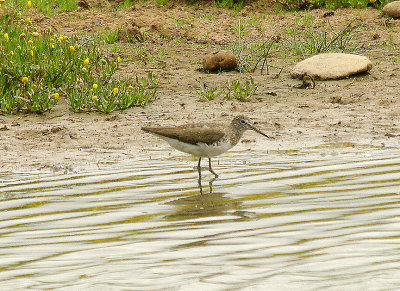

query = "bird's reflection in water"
[
  {"left": 164, "top": 175, "right": 252, "bottom": 222},
  {"left": 198, "top": 174, "right": 216, "bottom": 195}
]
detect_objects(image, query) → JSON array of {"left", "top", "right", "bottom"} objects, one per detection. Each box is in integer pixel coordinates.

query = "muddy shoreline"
[{"left": 1, "top": 4, "right": 400, "bottom": 173}]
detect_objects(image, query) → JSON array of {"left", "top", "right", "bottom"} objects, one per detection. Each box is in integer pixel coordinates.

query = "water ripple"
[{"left": 1, "top": 149, "right": 400, "bottom": 289}]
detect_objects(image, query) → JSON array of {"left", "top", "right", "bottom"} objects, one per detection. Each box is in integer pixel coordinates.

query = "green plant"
[
  {"left": 230, "top": 20, "right": 283, "bottom": 75},
  {"left": 275, "top": 0, "right": 387, "bottom": 10},
  {"left": 281, "top": 20, "right": 365, "bottom": 57},
  {"left": 0, "top": 14, "right": 64, "bottom": 112},
  {"left": 117, "top": 0, "right": 134, "bottom": 10},
  {"left": 155, "top": 0, "right": 169, "bottom": 6},
  {"left": 197, "top": 83, "right": 223, "bottom": 100},
  {"left": 132, "top": 46, "right": 167, "bottom": 67},
  {"left": 0, "top": 5, "right": 157, "bottom": 114},
  {"left": 118, "top": 73, "right": 158, "bottom": 108},
  {"left": 207, "top": 11, "right": 214, "bottom": 21},
  {"left": 6, "top": 0, "right": 77, "bottom": 16},
  {"left": 215, "top": 0, "right": 244, "bottom": 11},
  {"left": 174, "top": 19, "right": 190, "bottom": 28},
  {"left": 230, "top": 14, "right": 365, "bottom": 75},
  {"left": 225, "top": 78, "right": 257, "bottom": 101},
  {"left": 66, "top": 59, "right": 158, "bottom": 113},
  {"left": 95, "top": 29, "right": 120, "bottom": 44}
]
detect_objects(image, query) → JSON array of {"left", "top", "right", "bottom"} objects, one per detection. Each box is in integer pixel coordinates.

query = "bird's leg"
[
  {"left": 197, "top": 157, "right": 203, "bottom": 193},
  {"left": 209, "top": 177, "right": 216, "bottom": 193},
  {"left": 208, "top": 158, "right": 219, "bottom": 177},
  {"left": 197, "top": 157, "right": 202, "bottom": 176},
  {"left": 198, "top": 175, "right": 204, "bottom": 195}
]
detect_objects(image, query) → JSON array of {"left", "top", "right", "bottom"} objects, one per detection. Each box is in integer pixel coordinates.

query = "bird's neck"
[{"left": 228, "top": 126, "right": 245, "bottom": 146}]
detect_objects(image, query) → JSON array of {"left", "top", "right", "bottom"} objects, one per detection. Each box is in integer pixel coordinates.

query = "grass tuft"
[
  {"left": 197, "top": 83, "right": 223, "bottom": 100},
  {"left": 225, "top": 77, "right": 257, "bottom": 101},
  {"left": 0, "top": 4, "right": 157, "bottom": 114},
  {"left": 276, "top": 0, "right": 388, "bottom": 10}
]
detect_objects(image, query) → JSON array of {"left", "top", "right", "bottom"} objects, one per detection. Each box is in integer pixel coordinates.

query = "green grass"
[
  {"left": 117, "top": 0, "right": 134, "bottom": 10},
  {"left": 70, "top": 73, "right": 157, "bottom": 113},
  {"left": 6, "top": 0, "right": 78, "bottom": 15},
  {"left": 225, "top": 77, "right": 257, "bottom": 101},
  {"left": 130, "top": 46, "right": 168, "bottom": 67},
  {"left": 197, "top": 78, "right": 257, "bottom": 102},
  {"left": 94, "top": 29, "right": 120, "bottom": 45},
  {"left": 276, "top": 0, "right": 390, "bottom": 10},
  {"left": 197, "top": 83, "right": 223, "bottom": 100},
  {"left": 2, "top": 0, "right": 392, "bottom": 17},
  {"left": 215, "top": 0, "right": 244, "bottom": 11},
  {"left": 230, "top": 12, "right": 365, "bottom": 74},
  {"left": 0, "top": 5, "right": 157, "bottom": 114}
]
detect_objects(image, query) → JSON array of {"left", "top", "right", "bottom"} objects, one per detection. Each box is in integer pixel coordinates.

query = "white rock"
[
  {"left": 291, "top": 53, "right": 373, "bottom": 80},
  {"left": 382, "top": 1, "right": 400, "bottom": 18}
]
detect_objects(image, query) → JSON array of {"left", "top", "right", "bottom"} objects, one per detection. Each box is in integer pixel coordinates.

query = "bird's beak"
[{"left": 248, "top": 123, "right": 269, "bottom": 138}]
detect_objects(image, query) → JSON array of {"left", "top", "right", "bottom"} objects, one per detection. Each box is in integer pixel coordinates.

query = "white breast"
[{"left": 159, "top": 136, "right": 234, "bottom": 157}]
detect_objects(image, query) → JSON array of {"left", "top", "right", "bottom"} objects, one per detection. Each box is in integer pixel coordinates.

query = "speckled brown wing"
[{"left": 141, "top": 125, "right": 225, "bottom": 145}]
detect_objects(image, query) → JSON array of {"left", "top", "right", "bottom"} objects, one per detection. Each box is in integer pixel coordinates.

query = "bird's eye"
[{"left": 240, "top": 119, "right": 246, "bottom": 125}]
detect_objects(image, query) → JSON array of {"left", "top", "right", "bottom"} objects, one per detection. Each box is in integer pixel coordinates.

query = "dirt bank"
[{"left": 1, "top": 3, "right": 400, "bottom": 173}]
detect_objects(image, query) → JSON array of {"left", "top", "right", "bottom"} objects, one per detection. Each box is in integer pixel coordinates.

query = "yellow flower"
[
  {"left": 128, "top": 85, "right": 133, "bottom": 90},
  {"left": 28, "top": 40, "right": 33, "bottom": 45},
  {"left": 32, "top": 32, "right": 39, "bottom": 37},
  {"left": 21, "top": 77, "right": 29, "bottom": 83},
  {"left": 25, "top": 18, "right": 31, "bottom": 24},
  {"left": 83, "top": 58, "right": 89, "bottom": 65},
  {"left": 69, "top": 46, "right": 75, "bottom": 52},
  {"left": 51, "top": 45, "right": 55, "bottom": 49},
  {"left": 370, "top": 0, "right": 376, "bottom": 2},
  {"left": 117, "top": 57, "right": 121, "bottom": 63},
  {"left": 93, "top": 83, "right": 98, "bottom": 89},
  {"left": 92, "top": 95, "right": 98, "bottom": 101},
  {"left": 27, "top": 0, "right": 32, "bottom": 8},
  {"left": 32, "top": 46, "right": 36, "bottom": 51},
  {"left": 3, "top": 33, "right": 9, "bottom": 40},
  {"left": 113, "top": 88, "right": 118, "bottom": 94},
  {"left": 52, "top": 93, "right": 59, "bottom": 99},
  {"left": 30, "top": 50, "right": 34, "bottom": 56},
  {"left": 59, "top": 36, "right": 64, "bottom": 42}
]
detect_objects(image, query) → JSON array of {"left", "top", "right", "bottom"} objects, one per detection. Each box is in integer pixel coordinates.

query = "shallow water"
[{"left": 1, "top": 148, "right": 400, "bottom": 290}]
